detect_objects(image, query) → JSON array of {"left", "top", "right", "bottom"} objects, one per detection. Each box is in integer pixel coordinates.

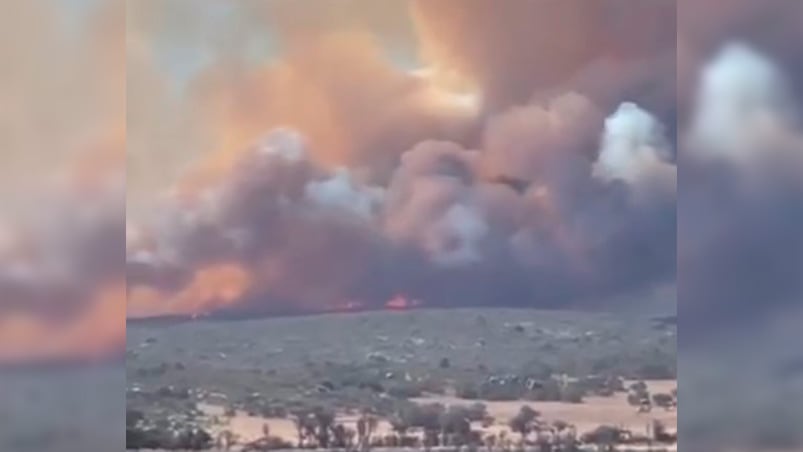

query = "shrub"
[
  {"left": 465, "top": 402, "right": 488, "bottom": 422},
  {"left": 455, "top": 381, "right": 480, "bottom": 399}
]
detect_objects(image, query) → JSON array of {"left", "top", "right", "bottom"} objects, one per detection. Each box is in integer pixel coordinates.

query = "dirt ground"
[
  {"left": 414, "top": 380, "right": 677, "bottom": 437},
  {"left": 200, "top": 380, "right": 676, "bottom": 445},
  {"left": 200, "top": 403, "right": 398, "bottom": 445}
]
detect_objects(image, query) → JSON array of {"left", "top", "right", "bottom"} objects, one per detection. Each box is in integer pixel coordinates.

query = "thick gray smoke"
[{"left": 127, "top": 92, "right": 676, "bottom": 316}]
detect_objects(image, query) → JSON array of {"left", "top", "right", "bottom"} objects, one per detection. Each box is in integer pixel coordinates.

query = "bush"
[
  {"left": 652, "top": 393, "right": 674, "bottom": 409},
  {"left": 479, "top": 381, "right": 524, "bottom": 401},
  {"left": 386, "top": 381, "right": 424, "bottom": 399},
  {"left": 465, "top": 402, "right": 488, "bottom": 422},
  {"left": 126, "top": 424, "right": 213, "bottom": 450},
  {"left": 509, "top": 405, "right": 540, "bottom": 437},
  {"left": 399, "top": 403, "right": 444, "bottom": 429},
  {"left": 525, "top": 378, "right": 562, "bottom": 401},
  {"left": 582, "top": 425, "right": 622, "bottom": 445},
  {"left": 455, "top": 381, "right": 480, "bottom": 399},
  {"left": 560, "top": 384, "right": 585, "bottom": 404}
]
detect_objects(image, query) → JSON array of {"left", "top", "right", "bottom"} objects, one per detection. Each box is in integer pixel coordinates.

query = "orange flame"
[
  {"left": 128, "top": 263, "right": 253, "bottom": 318},
  {"left": 385, "top": 294, "right": 423, "bottom": 310}
]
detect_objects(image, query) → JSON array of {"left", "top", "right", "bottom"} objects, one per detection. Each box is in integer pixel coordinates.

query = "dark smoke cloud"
[
  {"left": 128, "top": 93, "right": 676, "bottom": 317},
  {"left": 127, "top": 1, "right": 680, "bottom": 319}
]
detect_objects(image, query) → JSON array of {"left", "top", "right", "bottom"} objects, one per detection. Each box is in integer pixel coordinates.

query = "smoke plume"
[
  {"left": 127, "top": 94, "right": 676, "bottom": 317},
  {"left": 126, "top": 0, "right": 678, "bottom": 320}
]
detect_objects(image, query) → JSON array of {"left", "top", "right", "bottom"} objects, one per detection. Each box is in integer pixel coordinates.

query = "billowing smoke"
[
  {"left": 411, "top": 0, "right": 676, "bottom": 123},
  {"left": 127, "top": 90, "right": 676, "bottom": 317},
  {"left": 126, "top": 1, "right": 679, "bottom": 319},
  {"left": 127, "top": 0, "right": 677, "bottom": 215}
]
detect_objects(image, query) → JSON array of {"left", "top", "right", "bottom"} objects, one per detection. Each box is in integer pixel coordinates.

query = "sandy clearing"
[
  {"left": 200, "top": 380, "right": 676, "bottom": 445},
  {"left": 413, "top": 380, "right": 677, "bottom": 435},
  {"left": 200, "top": 403, "right": 397, "bottom": 445}
]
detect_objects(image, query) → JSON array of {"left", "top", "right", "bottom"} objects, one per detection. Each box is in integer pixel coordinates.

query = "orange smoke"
[
  {"left": 158, "top": 28, "right": 481, "bottom": 199},
  {"left": 176, "top": 32, "right": 383, "bottom": 190},
  {"left": 128, "top": 263, "right": 253, "bottom": 318},
  {"left": 67, "top": 126, "right": 126, "bottom": 191},
  {"left": 0, "top": 128, "right": 125, "bottom": 365},
  {"left": 0, "top": 281, "right": 125, "bottom": 364},
  {"left": 173, "top": 263, "right": 252, "bottom": 314}
]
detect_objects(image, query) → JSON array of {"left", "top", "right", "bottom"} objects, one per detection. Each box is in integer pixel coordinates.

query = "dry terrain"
[
  {"left": 127, "top": 307, "right": 676, "bottom": 450},
  {"left": 196, "top": 379, "right": 675, "bottom": 446}
]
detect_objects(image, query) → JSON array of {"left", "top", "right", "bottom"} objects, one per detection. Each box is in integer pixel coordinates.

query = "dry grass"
[
  {"left": 415, "top": 380, "right": 677, "bottom": 436},
  {"left": 200, "top": 403, "right": 398, "bottom": 445},
  {"left": 200, "top": 380, "right": 676, "bottom": 445}
]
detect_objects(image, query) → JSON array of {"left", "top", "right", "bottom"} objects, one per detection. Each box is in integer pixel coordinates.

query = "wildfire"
[
  {"left": 385, "top": 294, "right": 423, "bottom": 310},
  {"left": 333, "top": 300, "right": 365, "bottom": 312},
  {"left": 329, "top": 296, "right": 425, "bottom": 314},
  {"left": 128, "top": 263, "right": 253, "bottom": 318}
]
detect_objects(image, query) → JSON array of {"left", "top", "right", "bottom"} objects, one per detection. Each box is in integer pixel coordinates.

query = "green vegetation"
[{"left": 126, "top": 308, "right": 676, "bottom": 450}]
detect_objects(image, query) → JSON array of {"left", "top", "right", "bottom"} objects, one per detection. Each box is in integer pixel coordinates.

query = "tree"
[
  {"left": 581, "top": 425, "right": 621, "bottom": 452},
  {"left": 389, "top": 414, "right": 410, "bottom": 436},
  {"left": 466, "top": 402, "right": 488, "bottom": 421},
  {"left": 331, "top": 423, "right": 349, "bottom": 448},
  {"left": 509, "top": 405, "right": 540, "bottom": 441},
  {"left": 629, "top": 381, "right": 648, "bottom": 393},
  {"left": 313, "top": 406, "right": 335, "bottom": 448},
  {"left": 216, "top": 430, "right": 238, "bottom": 450},
  {"left": 173, "top": 427, "right": 213, "bottom": 450},
  {"left": 652, "top": 393, "right": 675, "bottom": 410},
  {"left": 652, "top": 420, "right": 677, "bottom": 443},
  {"left": 356, "top": 412, "right": 378, "bottom": 451},
  {"left": 439, "top": 407, "right": 472, "bottom": 446},
  {"left": 560, "top": 384, "right": 585, "bottom": 404},
  {"left": 400, "top": 403, "right": 444, "bottom": 430},
  {"left": 291, "top": 410, "right": 316, "bottom": 448},
  {"left": 456, "top": 381, "right": 480, "bottom": 399}
]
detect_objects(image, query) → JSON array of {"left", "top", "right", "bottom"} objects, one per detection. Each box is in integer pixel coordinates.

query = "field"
[
  {"left": 193, "top": 380, "right": 676, "bottom": 447},
  {"left": 126, "top": 307, "right": 676, "bottom": 450}
]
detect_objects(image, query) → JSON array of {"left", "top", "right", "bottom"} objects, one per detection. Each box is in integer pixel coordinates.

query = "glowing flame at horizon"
[{"left": 385, "top": 294, "right": 423, "bottom": 310}]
